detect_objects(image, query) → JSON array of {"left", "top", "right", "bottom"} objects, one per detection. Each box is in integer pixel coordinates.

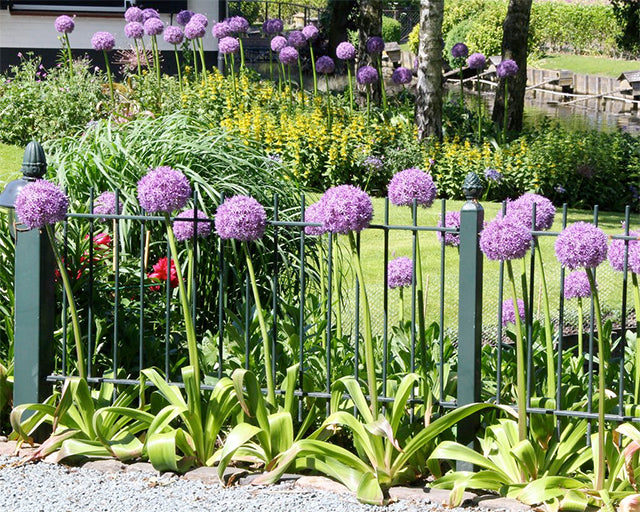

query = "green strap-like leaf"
[
  {"left": 515, "top": 476, "right": 586, "bottom": 506},
  {"left": 147, "top": 431, "right": 180, "bottom": 472},
  {"left": 429, "top": 441, "right": 512, "bottom": 483},
  {"left": 322, "top": 411, "right": 384, "bottom": 468},
  {"left": 389, "top": 373, "right": 420, "bottom": 435},
  {"left": 282, "top": 364, "right": 299, "bottom": 417},
  {"left": 217, "top": 423, "right": 263, "bottom": 482},
  {"left": 331, "top": 377, "right": 374, "bottom": 423},
  {"left": 268, "top": 412, "right": 294, "bottom": 457},
  {"left": 356, "top": 470, "right": 385, "bottom": 505}
]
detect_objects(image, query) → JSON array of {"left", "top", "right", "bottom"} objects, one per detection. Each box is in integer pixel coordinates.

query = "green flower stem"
[
  {"left": 399, "top": 287, "right": 405, "bottom": 323},
  {"left": 173, "top": 46, "right": 183, "bottom": 94},
  {"left": 230, "top": 54, "right": 237, "bottom": 103},
  {"left": 102, "top": 50, "right": 115, "bottom": 104},
  {"left": 192, "top": 42, "right": 199, "bottom": 80},
  {"left": 577, "top": 296, "right": 584, "bottom": 371},
  {"left": 134, "top": 40, "right": 142, "bottom": 77},
  {"left": 140, "top": 38, "right": 150, "bottom": 68},
  {"left": 535, "top": 243, "right": 556, "bottom": 398},
  {"left": 242, "top": 242, "right": 276, "bottom": 407},
  {"left": 335, "top": 255, "right": 343, "bottom": 339},
  {"left": 297, "top": 56, "right": 305, "bottom": 107},
  {"left": 309, "top": 45, "right": 318, "bottom": 95},
  {"left": 506, "top": 259, "right": 526, "bottom": 442},
  {"left": 186, "top": 244, "right": 194, "bottom": 310},
  {"left": 502, "top": 79, "right": 509, "bottom": 143},
  {"left": 346, "top": 64, "right": 354, "bottom": 111},
  {"left": 458, "top": 66, "right": 464, "bottom": 109},
  {"left": 586, "top": 267, "right": 605, "bottom": 490},
  {"left": 239, "top": 38, "right": 245, "bottom": 70},
  {"left": 325, "top": 74, "right": 332, "bottom": 131},
  {"left": 412, "top": 212, "right": 427, "bottom": 377},
  {"left": 269, "top": 50, "right": 274, "bottom": 83},
  {"left": 476, "top": 71, "right": 482, "bottom": 141},
  {"left": 63, "top": 33, "right": 73, "bottom": 75},
  {"left": 520, "top": 257, "right": 529, "bottom": 321},
  {"left": 197, "top": 38, "right": 207, "bottom": 77},
  {"left": 376, "top": 56, "right": 387, "bottom": 111},
  {"left": 151, "top": 35, "right": 161, "bottom": 86},
  {"left": 348, "top": 232, "right": 378, "bottom": 416},
  {"left": 366, "top": 88, "right": 371, "bottom": 123},
  {"left": 319, "top": 240, "right": 327, "bottom": 348},
  {"left": 45, "top": 225, "right": 86, "bottom": 380},
  {"left": 287, "top": 64, "right": 293, "bottom": 107},
  {"left": 632, "top": 273, "right": 640, "bottom": 402}
]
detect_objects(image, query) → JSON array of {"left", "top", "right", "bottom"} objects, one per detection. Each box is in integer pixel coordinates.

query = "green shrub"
[
  {"left": 408, "top": 23, "right": 419, "bottom": 55},
  {"left": 382, "top": 15, "right": 402, "bottom": 43},
  {"left": 464, "top": 0, "right": 507, "bottom": 57},
  {"left": 444, "top": 18, "right": 474, "bottom": 66}
]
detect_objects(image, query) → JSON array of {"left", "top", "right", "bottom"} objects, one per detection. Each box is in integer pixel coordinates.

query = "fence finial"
[{"left": 462, "top": 171, "right": 484, "bottom": 201}]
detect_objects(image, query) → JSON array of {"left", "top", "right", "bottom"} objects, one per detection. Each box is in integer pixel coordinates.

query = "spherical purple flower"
[
  {"left": 279, "top": 46, "right": 299, "bottom": 65},
  {"left": 164, "top": 26, "right": 184, "bottom": 45},
  {"left": 496, "top": 59, "right": 519, "bottom": 78},
  {"left": 502, "top": 298, "right": 525, "bottom": 327},
  {"left": 366, "top": 36, "right": 384, "bottom": 54},
  {"left": 191, "top": 13, "right": 208, "bottom": 27},
  {"left": 388, "top": 257, "right": 413, "bottom": 289},
  {"left": 303, "top": 201, "right": 327, "bottom": 236},
  {"left": 271, "top": 35, "right": 287, "bottom": 52},
  {"left": 262, "top": 18, "right": 284, "bottom": 35},
  {"left": 391, "top": 67, "right": 412, "bottom": 85},
  {"left": 173, "top": 209, "right": 212, "bottom": 242},
  {"left": 15, "top": 180, "right": 69, "bottom": 230},
  {"left": 363, "top": 155, "right": 384, "bottom": 173},
  {"left": 484, "top": 168, "right": 502, "bottom": 182},
  {"left": 211, "top": 20, "right": 232, "bottom": 39},
  {"left": 555, "top": 222, "right": 608, "bottom": 270},
  {"left": 316, "top": 55, "right": 335, "bottom": 74},
  {"left": 185, "top": 21, "right": 206, "bottom": 40},
  {"left": 480, "top": 217, "right": 532, "bottom": 261},
  {"left": 503, "top": 193, "right": 556, "bottom": 231},
  {"left": 219, "top": 36, "right": 240, "bottom": 54},
  {"left": 336, "top": 41, "right": 356, "bottom": 60},
  {"left": 55, "top": 15, "right": 74, "bottom": 34},
  {"left": 467, "top": 52, "right": 486, "bottom": 70},
  {"left": 288, "top": 30, "right": 307, "bottom": 49},
  {"left": 137, "top": 166, "right": 191, "bottom": 214},
  {"left": 124, "top": 22, "right": 144, "bottom": 40},
  {"left": 564, "top": 271, "right": 593, "bottom": 300},
  {"left": 388, "top": 168, "right": 437, "bottom": 208},
  {"left": 142, "top": 8, "right": 160, "bottom": 21},
  {"left": 91, "top": 31, "right": 116, "bottom": 51},
  {"left": 451, "top": 42, "right": 468, "bottom": 59},
  {"left": 215, "top": 195, "right": 267, "bottom": 242},
  {"left": 320, "top": 185, "right": 373, "bottom": 235},
  {"left": 124, "top": 6, "right": 143, "bottom": 23},
  {"left": 93, "top": 191, "right": 123, "bottom": 219},
  {"left": 437, "top": 211, "right": 461, "bottom": 247},
  {"left": 302, "top": 25, "right": 319, "bottom": 41},
  {"left": 176, "top": 10, "right": 194, "bottom": 26},
  {"left": 356, "top": 65, "right": 378, "bottom": 85},
  {"left": 144, "top": 17, "right": 164, "bottom": 37},
  {"left": 608, "top": 231, "right": 640, "bottom": 274},
  {"left": 227, "top": 15, "right": 248, "bottom": 34}
]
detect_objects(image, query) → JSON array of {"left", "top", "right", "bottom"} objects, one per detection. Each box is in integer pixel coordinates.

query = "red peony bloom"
[{"left": 148, "top": 257, "right": 179, "bottom": 291}]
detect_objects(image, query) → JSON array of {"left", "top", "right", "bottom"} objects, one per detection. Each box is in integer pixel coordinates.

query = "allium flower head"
[
  {"left": 124, "top": 22, "right": 144, "bottom": 39},
  {"left": 94, "top": 191, "right": 123, "bottom": 220},
  {"left": 271, "top": 35, "right": 287, "bottom": 52},
  {"left": 608, "top": 231, "right": 640, "bottom": 274},
  {"left": 137, "top": 166, "right": 191, "bottom": 214},
  {"left": 336, "top": 41, "right": 356, "bottom": 60},
  {"left": 219, "top": 36, "right": 240, "bottom": 54},
  {"left": 303, "top": 201, "right": 327, "bottom": 236},
  {"left": 173, "top": 209, "right": 212, "bottom": 242},
  {"left": 555, "top": 222, "right": 608, "bottom": 270},
  {"left": 316, "top": 55, "right": 335, "bottom": 74},
  {"left": 288, "top": 30, "right": 307, "bottom": 49},
  {"left": 15, "top": 179, "right": 69, "bottom": 230},
  {"left": 215, "top": 195, "right": 267, "bottom": 242},
  {"left": 262, "top": 18, "right": 284, "bottom": 35},
  {"left": 227, "top": 16, "right": 248, "bottom": 34},
  {"left": 467, "top": 52, "right": 486, "bottom": 70},
  {"left": 320, "top": 185, "right": 373, "bottom": 234},
  {"left": 564, "top": 271, "right": 593, "bottom": 300},
  {"left": 91, "top": 31, "right": 116, "bottom": 51},
  {"left": 388, "top": 257, "right": 413, "bottom": 289},
  {"left": 164, "top": 26, "right": 184, "bottom": 45},
  {"left": 502, "top": 298, "right": 525, "bottom": 327},
  {"left": 302, "top": 24, "right": 319, "bottom": 41},
  {"left": 363, "top": 155, "right": 384, "bottom": 173},
  {"left": 451, "top": 42, "right": 468, "bottom": 59},
  {"left": 279, "top": 46, "right": 299, "bottom": 65},
  {"left": 480, "top": 217, "right": 532, "bottom": 261},
  {"left": 144, "top": 17, "right": 164, "bottom": 36},
  {"left": 555, "top": 185, "right": 566, "bottom": 194},
  {"left": 124, "top": 6, "right": 143, "bottom": 23},
  {"left": 191, "top": 13, "right": 208, "bottom": 27},
  {"left": 142, "top": 8, "right": 160, "bottom": 21},
  {"left": 497, "top": 59, "right": 518, "bottom": 78},
  {"left": 504, "top": 193, "right": 556, "bottom": 231},
  {"left": 366, "top": 36, "right": 385, "bottom": 54},
  {"left": 437, "top": 211, "right": 461, "bottom": 247},
  {"left": 211, "top": 20, "right": 232, "bottom": 39},
  {"left": 484, "top": 168, "right": 502, "bottom": 182},
  {"left": 185, "top": 21, "right": 206, "bottom": 39},
  {"left": 356, "top": 65, "right": 378, "bottom": 85},
  {"left": 55, "top": 15, "right": 75, "bottom": 34},
  {"left": 388, "top": 167, "right": 437, "bottom": 208},
  {"left": 177, "top": 10, "right": 194, "bottom": 26},
  {"left": 392, "top": 67, "right": 412, "bottom": 85}
]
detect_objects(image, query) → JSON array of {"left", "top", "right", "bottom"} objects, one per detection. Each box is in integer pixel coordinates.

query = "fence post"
[{"left": 456, "top": 172, "right": 484, "bottom": 469}]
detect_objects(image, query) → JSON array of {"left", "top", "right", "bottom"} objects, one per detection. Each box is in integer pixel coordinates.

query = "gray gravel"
[{"left": 0, "top": 456, "right": 467, "bottom": 512}]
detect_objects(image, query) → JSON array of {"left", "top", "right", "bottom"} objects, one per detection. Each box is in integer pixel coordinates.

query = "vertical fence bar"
[
  {"left": 556, "top": 204, "right": 568, "bottom": 432},
  {"left": 164, "top": 239, "right": 171, "bottom": 380},
  {"left": 299, "top": 196, "right": 306, "bottom": 419},
  {"left": 139, "top": 215, "right": 146, "bottom": 374},
  {"left": 112, "top": 189, "right": 121, "bottom": 378},
  {"left": 382, "top": 198, "right": 389, "bottom": 399},
  {"left": 217, "top": 196, "right": 226, "bottom": 379},
  {"left": 618, "top": 206, "right": 631, "bottom": 414},
  {"left": 586, "top": 205, "right": 600, "bottom": 442},
  {"left": 245, "top": 274, "right": 251, "bottom": 370},
  {"left": 326, "top": 232, "right": 334, "bottom": 416},
  {"left": 87, "top": 189, "right": 94, "bottom": 378},
  {"left": 495, "top": 201, "right": 507, "bottom": 404},
  {"left": 62, "top": 214, "right": 69, "bottom": 375},
  {"left": 526, "top": 204, "right": 536, "bottom": 405},
  {"left": 354, "top": 233, "right": 361, "bottom": 384},
  {"left": 439, "top": 199, "right": 446, "bottom": 402},
  {"left": 272, "top": 194, "right": 279, "bottom": 388}
]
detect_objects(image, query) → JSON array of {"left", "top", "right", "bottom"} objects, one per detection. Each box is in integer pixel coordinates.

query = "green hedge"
[{"left": 382, "top": 15, "right": 403, "bottom": 43}]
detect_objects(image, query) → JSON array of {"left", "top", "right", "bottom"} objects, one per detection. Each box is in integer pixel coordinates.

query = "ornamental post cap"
[
  {"left": 462, "top": 171, "right": 483, "bottom": 201},
  {"left": 20, "top": 141, "right": 47, "bottom": 179}
]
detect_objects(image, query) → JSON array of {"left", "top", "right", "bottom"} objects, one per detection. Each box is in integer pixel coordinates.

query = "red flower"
[{"left": 147, "top": 257, "right": 179, "bottom": 291}]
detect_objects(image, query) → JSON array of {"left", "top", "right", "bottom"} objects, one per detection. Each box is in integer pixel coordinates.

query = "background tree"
[
  {"left": 610, "top": 0, "right": 640, "bottom": 54},
  {"left": 325, "top": 0, "right": 358, "bottom": 59},
  {"left": 357, "top": 0, "right": 383, "bottom": 102}
]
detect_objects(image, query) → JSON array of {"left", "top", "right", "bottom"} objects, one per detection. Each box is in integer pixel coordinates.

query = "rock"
[
  {"left": 124, "top": 462, "right": 156, "bottom": 474},
  {"left": 388, "top": 486, "right": 429, "bottom": 502},
  {"left": 295, "top": 475, "right": 351, "bottom": 495},
  {"left": 474, "top": 494, "right": 531, "bottom": 511},
  {"left": 183, "top": 467, "right": 221, "bottom": 486},
  {"left": 422, "top": 487, "right": 476, "bottom": 506},
  {"left": 0, "top": 441, "right": 19, "bottom": 457},
  {"left": 82, "top": 460, "right": 126, "bottom": 473}
]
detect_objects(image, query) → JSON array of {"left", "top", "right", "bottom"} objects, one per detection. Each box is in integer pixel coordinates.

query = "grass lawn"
[
  {"left": 0, "top": 142, "right": 23, "bottom": 186},
  {"left": 534, "top": 53, "right": 640, "bottom": 78}
]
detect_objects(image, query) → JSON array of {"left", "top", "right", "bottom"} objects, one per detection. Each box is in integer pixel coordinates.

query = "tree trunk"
[
  {"left": 357, "top": 0, "right": 383, "bottom": 103},
  {"left": 492, "top": 0, "right": 532, "bottom": 133},
  {"left": 326, "top": 0, "right": 357, "bottom": 61},
  {"left": 415, "top": 0, "right": 444, "bottom": 140}
]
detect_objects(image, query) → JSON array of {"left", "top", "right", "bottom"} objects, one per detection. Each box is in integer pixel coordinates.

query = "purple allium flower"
[
  {"left": 366, "top": 36, "right": 385, "bottom": 54},
  {"left": 480, "top": 217, "right": 532, "bottom": 261},
  {"left": 93, "top": 191, "right": 123, "bottom": 219},
  {"left": 302, "top": 24, "right": 319, "bottom": 41},
  {"left": 608, "top": 231, "right": 640, "bottom": 274},
  {"left": 191, "top": 13, "right": 208, "bottom": 27},
  {"left": 288, "top": 30, "right": 307, "bottom": 49},
  {"left": 164, "top": 26, "right": 184, "bottom": 45},
  {"left": 279, "top": 46, "right": 299, "bottom": 65},
  {"left": 173, "top": 209, "right": 211, "bottom": 242},
  {"left": 388, "top": 168, "right": 437, "bottom": 208},
  {"left": 503, "top": 193, "right": 556, "bottom": 231},
  {"left": 176, "top": 10, "right": 194, "bottom": 26},
  {"left": 142, "top": 8, "right": 160, "bottom": 21},
  {"left": 144, "top": 17, "right": 164, "bottom": 36},
  {"left": 262, "top": 18, "right": 284, "bottom": 35},
  {"left": 502, "top": 298, "right": 525, "bottom": 327},
  {"left": 437, "top": 211, "right": 461, "bottom": 247},
  {"left": 271, "top": 35, "right": 287, "bottom": 52},
  {"left": 555, "top": 222, "right": 608, "bottom": 270},
  {"left": 391, "top": 67, "right": 412, "bottom": 85},
  {"left": 363, "top": 155, "right": 384, "bottom": 173},
  {"left": 564, "top": 271, "right": 593, "bottom": 300},
  {"left": 137, "top": 166, "right": 191, "bottom": 214},
  {"left": 215, "top": 195, "right": 267, "bottom": 242},
  {"left": 227, "top": 15, "right": 248, "bottom": 34},
  {"left": 467, "top": 52, "right": 486, "bottom": 70},
  {"left": 356, "top": 65, "right": 379, "bottom": 85},
  {"left": 92, "top": 31, "right": 116, "bottom": 51},
  {"left": 336, "top": 41, "right": 356, "bottom": 60},
  {"left": 55, "top": 15, "right": 74, "bottom": 34},
  {"left": 303, "top": 201, "right": 327, "bottom": 236},
  {"left": 15, "top": 180, "right": 69, "bottom": 230},
  {"left": 555, "top": 185, "right": 566, "bottom": 194},
  {"left": 388, "top": 256, "right": 413, "bottom": 289},
  {"left": 185, "top": 21, "right": 206, "bottom": 40},
  {"left": 124, "top": 6, "right": 143, "bottom": 23},
  {"left": 320, "top": 185, "right": 373, "bottom": 234},
  {"left": 484, "top": 168, "right": 502, "bottom": 182},
  {"left": 219, "top": 36, "right": 240, "bottom": 54},
  {"left": 496, "top": 59, "right": 518, "bottom": 78},
  {"left": 124, "top": 22, "right": 144, "bottom": 39},
  {"left": 211, "top": 20, "right": 232, "bottom": 39},
  {"left": 451, "top": 42, "right": 468, "bottom": 59},
  {"left": 316, "top": 55, "right": 335, "bottom": 74}
]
